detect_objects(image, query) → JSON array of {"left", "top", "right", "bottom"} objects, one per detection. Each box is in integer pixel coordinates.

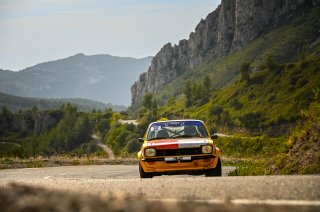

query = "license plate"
[
  {"left": 164, "top": 156, "right": 191, "bottom": 162},
  {"left": 165, "top": 157, "right": 178, "bottom": 162},
  {"left": 180, "top": 156, "right": 191, "bottom": 161}
]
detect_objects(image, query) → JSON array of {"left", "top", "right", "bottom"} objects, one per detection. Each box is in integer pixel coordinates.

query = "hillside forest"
[{"left": 0, "top": 104, "right": 143, "bottom": 159}]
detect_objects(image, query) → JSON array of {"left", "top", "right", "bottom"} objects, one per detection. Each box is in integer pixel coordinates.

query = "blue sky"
[{"left": 0, "top": 0, "right": 220, "bottom": 71}]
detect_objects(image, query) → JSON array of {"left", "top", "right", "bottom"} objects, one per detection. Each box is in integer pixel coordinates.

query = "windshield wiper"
[
  {"left": 147, "top": 137, "right": 168, "bottom": 141},
  {"left": 172, "top": 135, "right": 203, "bottom": 139}
]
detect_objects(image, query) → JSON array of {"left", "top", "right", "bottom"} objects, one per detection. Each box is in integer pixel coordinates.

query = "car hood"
[{"left": 146, "top": 139, "right": 210, "bottom": 150}]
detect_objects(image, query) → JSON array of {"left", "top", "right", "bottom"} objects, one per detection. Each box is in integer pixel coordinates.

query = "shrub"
[
  {"left": 239, "top": 112, "right": 265, "bottom": 129},
  {"left": 126, "top": 139, "right": 141, "bottom": 153},
  {"left": 230, "top": 98, "right": 243, "bottom": 110},
  {"left": 290, "top": 75, "right": 299, "bottom": 86},
  {"left": 268, "top": 95, "right": 276, "bottom": 102},
  {"left": 248, "top": 93, "right": 256, "bottom": 100},
  {"left": 240, "top": 62, "right": 251, "bottom": 82},
  {"left": 296, "top": 78, "right": 308, "bottom": 88},
  {"left": 250, "top": 74, "right": 266, "bottom": 85},
  {"left": 210, "top": 105, "right": 224, "bottom": 116},
  {"left": 286, "top": 63, "right": 296, "bottom": 70}
]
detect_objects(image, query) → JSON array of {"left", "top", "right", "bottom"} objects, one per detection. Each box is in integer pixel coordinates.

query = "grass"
[
  {"left": 215, "top": 135, "right": 288, "bottom": 158},
  {"left": 0, "top": 156, "right": 138, "bottom": 169},
  {"left": 142, "top": 6, "right": 320, "bottom": 136},
  {"left": 154, "top": 6, "right": 320, "bottom": 109},
  {"left": 157, "top": 54, "right": 320, "bottom": 135},
  {"left": 219, "top": 99, "right": 320, "bottom": 176},
  {"left": 228, "top": 159, "right": 268, "bottom": 176},
  {"left": 214, "top": 135, "right": 288, "bottom": 176}
]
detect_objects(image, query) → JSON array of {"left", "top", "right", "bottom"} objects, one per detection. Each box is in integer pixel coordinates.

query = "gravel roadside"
[{"left": 1, "top": 165, "right": 320, "bottom": 211}]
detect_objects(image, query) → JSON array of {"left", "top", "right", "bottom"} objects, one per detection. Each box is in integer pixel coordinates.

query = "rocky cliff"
[{"left": 131, "top": 0, "right": 320, "bottom": 107}]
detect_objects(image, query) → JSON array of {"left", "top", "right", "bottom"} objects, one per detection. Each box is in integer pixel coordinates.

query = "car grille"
[
  {"left": 156, "top": 148, "right": 202, "bottom": 156},
  {"left": 143, "top": 155, "right": 214, "bottom": 162}
]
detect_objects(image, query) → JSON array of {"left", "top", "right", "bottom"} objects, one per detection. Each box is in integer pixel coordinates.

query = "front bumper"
[{"left": 139, "top": 155, "right": 219, "bottom": 173}]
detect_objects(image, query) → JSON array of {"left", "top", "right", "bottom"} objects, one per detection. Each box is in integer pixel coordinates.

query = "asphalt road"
[{"left": 0, "top": 165, "right": 319, "bottom": 211}]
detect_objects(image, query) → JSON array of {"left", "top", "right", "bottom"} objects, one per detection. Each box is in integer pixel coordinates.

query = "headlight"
[
  {"left": 202, "top": 145, "right": 213, "bottom": 154},
  {"left": 145, "top": 148, "right": 156, "bottom": 157}
]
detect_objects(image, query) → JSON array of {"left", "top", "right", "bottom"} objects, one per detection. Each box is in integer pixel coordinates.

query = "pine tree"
[
  {"left": 142, "top": 93, "right": 154, "bottom": 111},
  {"left": 240, "top": 62, "right": 251, "bottom": 82},
  {"left": 183, "top": 81, "right": 193, "bottom": 107}
]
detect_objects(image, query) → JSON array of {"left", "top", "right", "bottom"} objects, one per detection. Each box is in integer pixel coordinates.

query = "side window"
[
  {"left": 148, "top": 130, "right": 155, "bottom": 140},
  {"left": 198, "top": 124, "right": 209, "bottom": 138}
]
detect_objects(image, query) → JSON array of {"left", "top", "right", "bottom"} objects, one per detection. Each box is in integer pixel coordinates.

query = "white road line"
[
  {"left": 148, "top": 199, "right": 320, "bottom": 206},
  {"left": 231, "top": 199, "right": 320, "bottom": 206},
  {"left": 43, "top": 176, "right": 51, "bottom": 179}
]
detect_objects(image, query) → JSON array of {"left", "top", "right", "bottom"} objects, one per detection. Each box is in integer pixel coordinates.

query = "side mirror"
[
  {"left": 138, "top": 138, "right": 144, "bottom": 143},
  {"left": 211, "top": 134, "right": 218, "bottom": 139}
]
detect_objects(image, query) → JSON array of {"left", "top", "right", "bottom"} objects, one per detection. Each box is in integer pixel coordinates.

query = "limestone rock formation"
[{"left": 131, "top": 0, "right": 320, "bottom": 107}]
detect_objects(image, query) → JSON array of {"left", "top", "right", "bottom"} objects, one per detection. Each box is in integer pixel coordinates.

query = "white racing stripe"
[
  {"left": 177, "top": 139, "right": 209, "bottom": 148},
  {"left": 147, "top": 198, "right": 320, "bottom": 206}
]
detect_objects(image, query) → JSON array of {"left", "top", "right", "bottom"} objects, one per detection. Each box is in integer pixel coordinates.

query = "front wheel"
[
  {"left": 139, "top": 163, "right": 153, "bottom": 178},
  {"left": 205, "top": 157, "right": 222, "bottom": 177}
]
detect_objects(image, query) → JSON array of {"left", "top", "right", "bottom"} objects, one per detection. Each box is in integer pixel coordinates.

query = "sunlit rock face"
[{"left": 131, "top": 0, "right": 319, "bottom": 107}]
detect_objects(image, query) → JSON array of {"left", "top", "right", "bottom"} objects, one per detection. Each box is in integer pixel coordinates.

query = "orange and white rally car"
[{"left": 138, "top": 120, "right": 221, "bottom": 178}]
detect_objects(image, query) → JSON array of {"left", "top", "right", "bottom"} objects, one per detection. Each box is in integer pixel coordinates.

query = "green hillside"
[
  {"left": 145, "top": 6, "right": 320, "bottom": 134},
  {"left": 129, "top": 6, "right": 320, "bottom": 175},
  {"left": 155, "top": 6, "right": 320, "bottom": 107},
  {"left": 159, "top": 55, "right": 320, "bottom": 134}
]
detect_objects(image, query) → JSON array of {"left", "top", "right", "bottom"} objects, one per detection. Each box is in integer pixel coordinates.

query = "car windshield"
[{"left": 146, "top": 120, "right": 209, "bottom": 141}]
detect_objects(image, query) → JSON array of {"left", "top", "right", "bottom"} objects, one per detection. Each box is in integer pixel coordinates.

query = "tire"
[
  {"left": 139, "top": 163, "right": 153, "bottom": 178},
  {"left": 205, "top": 157, "right": 222, "bottom": 177}
]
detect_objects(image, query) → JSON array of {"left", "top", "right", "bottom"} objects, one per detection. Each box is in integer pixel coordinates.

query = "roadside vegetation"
[
  {"left": 0, "top": 104, "right": 108, "bottom": 161},
  {"left": 0, "top": 103, "right": 145, "bottom": 168},
  {"left": 133, "top": 53, "right": 320, "bottom": 175},
  {"left": 156, "top": 54, "right": 320, "bottom": 135},
  {"left": 0, "top": 104, "right": 99, "bottom": 158},
  {"left": 225, "top": 94, "right": 320, "bottom": 175}
]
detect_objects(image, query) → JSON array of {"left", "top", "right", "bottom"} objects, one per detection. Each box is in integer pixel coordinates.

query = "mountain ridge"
[
  {"left": 131, "top": 0, "right": 320, "bottom": 107},
  {"left": 138, "top": 3, "right": 320, "bottom": 134},
  {"left": 0, "top": 53, "right": 152, "bottom": 105},
  {"left": 0, "top": 92, "right": 127, "bottom": 112}
]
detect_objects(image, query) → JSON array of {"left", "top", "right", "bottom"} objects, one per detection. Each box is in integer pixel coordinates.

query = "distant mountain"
[
  {"left": 0, "top": 69, "right": 12, "bottom": 78},
  {"left": 0, "top": 92, "right": 127, "bottom": 112},
  {"left": 0, "top": 54, "right": 152, "bottom": 105}
]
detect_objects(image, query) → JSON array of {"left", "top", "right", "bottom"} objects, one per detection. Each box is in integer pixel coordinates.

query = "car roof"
[{"left": 149, "top": 119, "right": 204, "bottom": 125}]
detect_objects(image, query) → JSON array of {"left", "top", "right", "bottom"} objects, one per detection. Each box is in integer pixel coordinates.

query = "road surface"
[
  {"left": 0, "top": 164, "right": 319, "bottom": 211},
  {"left": 118, "top": 119, "right": 139, "bottom": 125},
  {"left": 91, "top": 134, "right": 115, "bottom": 159}
]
